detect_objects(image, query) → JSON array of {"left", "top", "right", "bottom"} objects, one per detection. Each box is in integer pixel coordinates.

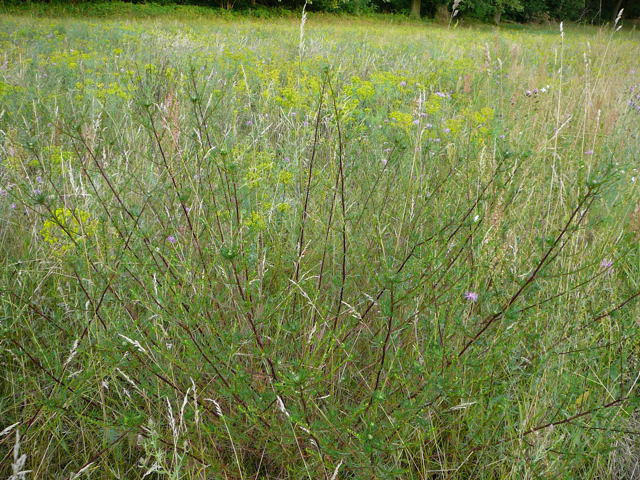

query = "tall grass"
[{"left": 0, "top": 8, "right": 639, "bottom": 479}]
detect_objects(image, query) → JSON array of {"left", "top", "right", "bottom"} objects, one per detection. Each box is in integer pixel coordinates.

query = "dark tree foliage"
[{"left": 32, "top": 0, "right": 640, "bottom": 22}]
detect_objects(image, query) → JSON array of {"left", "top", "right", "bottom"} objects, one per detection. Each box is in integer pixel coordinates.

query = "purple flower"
[
  {"left": 600, "top": 258, "right": 613, "bottom": 270},
  {"left": 413, "top": 119, "right": 420, "bottom": 125},
  {"left": 10, "top": 203, "right": 16, "bottom": 209},
  {"left": 584, "top": 150, "right": 594, "bottom": 155},
  {"left": 435, "top": 91, "right": 447, "bottom": 98},
  {"left": 167, "top": 235, "right": 177, "bottom": 244},
  {"left": 0, "top": 188, "right": 6, "bottom": 196},
  {"left": 464, "top": 291, "right": 478, "bottom": 302},
  {"left": 443, "top": 128, "right": 451, "bottom": 134},
  {"left": 499, "top": 134, "right": 506, "bottom": 139},
  {"left": 33, "top": 188, "right": 42, "bottom": 195},
  {"left": 399, "top": 81, "right": 407, "bottom": 87},
  {"left": 425, "top": 123, "right": 433, "bottom": 128},
  {"left": 36, "top": 176, "right": 43, "bottom": 184},
  {"left": 245, "top": 120, "right": 253, "bottom": 126}
]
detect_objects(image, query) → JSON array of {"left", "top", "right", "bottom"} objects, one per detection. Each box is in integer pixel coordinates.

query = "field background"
[{"left": 1, "top": 5, "right": 640, "bottom": 479}]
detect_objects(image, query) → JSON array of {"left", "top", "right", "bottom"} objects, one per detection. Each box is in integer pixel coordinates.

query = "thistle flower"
[
  {"left": 600, "top": 258, "right": 613, "bottom": 270},
  {"left": 464, "top": 291, "right": 478, "bottom": 302}
]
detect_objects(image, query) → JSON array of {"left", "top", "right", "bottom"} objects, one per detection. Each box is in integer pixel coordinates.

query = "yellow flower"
[
  {"left": 389, "top": 111, "right": 413, "bottom": 130},
  {"left": 244, "top": 211, "right": 266, "bottom": 231},
  {"left": 278, "top": 170, "right": 293, "bottom": 185},
  {"left": 40, "top": 208, "right": 96, "bottom": 254},
  {"left": 277, "top": 202, "right": 291, "bottom": 213}
]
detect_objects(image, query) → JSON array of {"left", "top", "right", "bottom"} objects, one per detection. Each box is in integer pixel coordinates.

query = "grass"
[
  {"left": 0, "top": 1, "right": 422, "bottom": 23},
  {"left": 0, "top": 1, "right": 288, "bottom": 20},
  {"left": 1, "top": 5, "right": 640, "bottom": 479}
]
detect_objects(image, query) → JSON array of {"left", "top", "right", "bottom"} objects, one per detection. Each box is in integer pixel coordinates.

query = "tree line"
[{"left": 35, "top": 0, "right": 639, "bottom": 23}]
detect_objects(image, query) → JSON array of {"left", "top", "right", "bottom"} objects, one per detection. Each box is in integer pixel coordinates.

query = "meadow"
[{"left": 0, "top": 6, "right": 640, "bottom": 479}]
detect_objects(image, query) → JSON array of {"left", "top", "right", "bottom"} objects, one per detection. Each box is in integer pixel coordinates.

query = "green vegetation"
[
  {"left": 2, "top": 0, "right": 640, "bottom": 23},
  {"left": 1, "top": 5, "right": 639, "bottom": 479}
]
